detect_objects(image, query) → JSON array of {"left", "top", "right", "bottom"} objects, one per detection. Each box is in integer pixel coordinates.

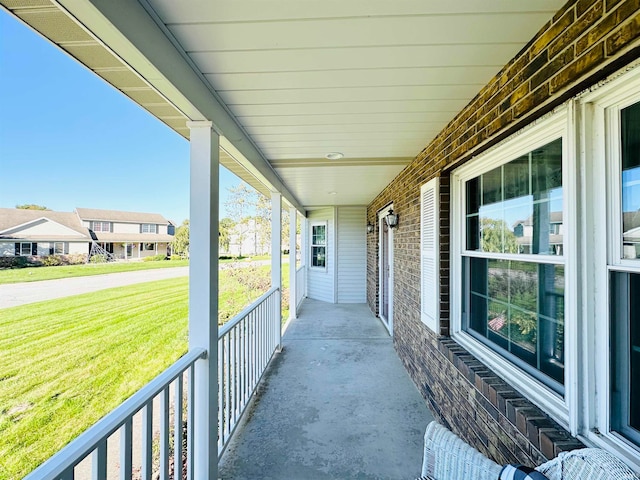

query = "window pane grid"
[
  {"left": 311, "top": 224, "right": 327, "bottom": 268},
  {"left": 465, "top": 139, "right": 563, "bottom": 257},
  {"left": 462, "top": 138, "right": 565, "bottom": 391}
]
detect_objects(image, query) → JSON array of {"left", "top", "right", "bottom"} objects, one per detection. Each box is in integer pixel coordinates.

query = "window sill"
[{"left": 437, "top": 337, "right": 581, "bottom": 459}]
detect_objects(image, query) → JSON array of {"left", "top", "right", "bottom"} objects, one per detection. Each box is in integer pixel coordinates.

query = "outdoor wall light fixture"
[
  {"left": 385, "top": 210, "right": 399, "bottom": 229},
  {"left": 367, "top": 223, "right": 374, "bottom": 233}
]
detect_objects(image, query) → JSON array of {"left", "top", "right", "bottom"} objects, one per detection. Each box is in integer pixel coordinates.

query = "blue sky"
[{"left": 0, "top": 9, "right": 240, "bottom": 224}]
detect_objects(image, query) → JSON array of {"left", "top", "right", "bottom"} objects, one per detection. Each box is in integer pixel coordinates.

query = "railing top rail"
[
  {"left": 24, "top": 348, "right": 207, "bottom": 480},
  {"left": 296, "top": 266, "right": 304, "bottom": 273},
  {"left": 219, "top": 286, "right": 280, "bottom": 338}
]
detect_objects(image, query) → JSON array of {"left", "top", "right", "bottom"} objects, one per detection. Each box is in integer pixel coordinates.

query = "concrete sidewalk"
[
  {"left": 219, "top": 299, "right": 433, "bottom": 480},
  {"left": 0, "top": 266, "right": 188, "bottom": 309}
]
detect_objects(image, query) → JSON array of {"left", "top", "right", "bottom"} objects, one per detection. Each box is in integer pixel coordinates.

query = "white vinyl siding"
[
  {"left": 307, "top": 209, "right": 335, "bottom": 303},
  {"left": 421, "top": 178, "right": 439, "bottom": 332},
  {"left": 337, "top": 207, "right": 366, "bottom": 303}
]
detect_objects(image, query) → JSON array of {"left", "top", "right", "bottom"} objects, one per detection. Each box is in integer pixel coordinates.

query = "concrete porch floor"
[{"left": 218, "top": 299, "right": 434, "bottom": 480}]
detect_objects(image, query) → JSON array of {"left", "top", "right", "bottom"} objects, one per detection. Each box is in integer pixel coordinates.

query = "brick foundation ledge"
[{"left": 432, "top": 337, "right": 584, "bottom": 463}]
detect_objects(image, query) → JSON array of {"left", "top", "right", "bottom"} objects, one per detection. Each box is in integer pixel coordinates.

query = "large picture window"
[{"left": 461, "top": 137, "right": 565, "bottom": 392}]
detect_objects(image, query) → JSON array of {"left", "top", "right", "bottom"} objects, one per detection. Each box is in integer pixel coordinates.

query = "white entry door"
[{"left": 378, "top": 207, "right": 394, "bottom": 335}]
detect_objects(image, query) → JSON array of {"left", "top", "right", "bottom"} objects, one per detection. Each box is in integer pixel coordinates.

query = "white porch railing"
[
  {"left": 23, "top": 348, "right": 207, "bottom": 480},
  {"left": 22, "top": 286, "right": 283, "bottom": 479},
  {"left": 218, "top": 286, "right": 281, "bottom": 456},
  {"left": 295, "top": 266, "right": 305, "bottom": 309}
]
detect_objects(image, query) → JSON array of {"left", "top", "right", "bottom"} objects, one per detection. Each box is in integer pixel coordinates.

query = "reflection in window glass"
[
  {"left": 621, "top": 102, "right": 640, "bottom": 259},
  {"left": 463, "top": 258, "right": 565, "bottom": 388},
  {"left": 611, "top": 272, "right": 640, "bottom": 445},
  {"left": 465, "top": 138, "right": 563, "bottom": 256}
]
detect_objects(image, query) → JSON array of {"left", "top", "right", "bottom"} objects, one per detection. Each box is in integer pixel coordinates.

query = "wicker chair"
[{"left": 420, "top": 421, "right": 639, "bottom": 480}]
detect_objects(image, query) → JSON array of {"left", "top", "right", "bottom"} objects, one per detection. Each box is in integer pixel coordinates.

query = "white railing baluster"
[
  {"left": 173, "top": 376, "right": 183, "bottom": 480},
  {"left": 120, "top": 419, "right": 132, "bottom": 480},
  {"left": 160, "top": 387, "right": 169, "bottom": 480},
  {"left": 217, "top": 338, "right": 224, "bottom": 452},
  {"left": 92, "top": 439, "right": 107, "bottom": 480},
  {"left": 141, "top": 402, "right": 153, "bottom": 480},
  {"left": 231, "top": 326, "right": 237, "bottom": 422},
  {"left": 187, "top": 363, "right": 195, "bottom": 480},
  {"left": 225, "top": 332, "right": 231, "bottom": 441}
]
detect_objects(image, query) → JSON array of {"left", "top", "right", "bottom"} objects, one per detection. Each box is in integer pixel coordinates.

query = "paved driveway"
[{"left": 0, "top": 266, "right": 189, "bottom": 309}]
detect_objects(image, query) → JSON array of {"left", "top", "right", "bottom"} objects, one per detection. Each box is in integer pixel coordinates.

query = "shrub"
[
  {"left": 142, "top": 254, "right": 167, "bottom": 262},
  {"left": 41, "top": 255, "right": 62, "bottom": 267},
  {"left": 0, "top": 256, "right": 31, "bottom": 269},
  {"left": 89, "top": 254, "right": 108, "bottom": 264},
  {"left": 64, "top": 254, "right": 87, "bottom": 265}
]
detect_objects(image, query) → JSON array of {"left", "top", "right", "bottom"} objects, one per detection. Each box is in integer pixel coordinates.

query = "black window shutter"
[
  {"left": 15, "top": 243, "right": 19, "bottom": 256},
  {"left": 32, "top": 243, "right": 38, "bottom": 256}
]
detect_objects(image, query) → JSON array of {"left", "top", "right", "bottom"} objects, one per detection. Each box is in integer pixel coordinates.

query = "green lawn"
[
  {"left": 0, "top": 259, "right": 189, "bottom": 285},
  {"left": 0, "top": 264, "right": 290, "bottom": 479},
  {"left": 0, "top": 256, "right": 289, "bottom": 285}
]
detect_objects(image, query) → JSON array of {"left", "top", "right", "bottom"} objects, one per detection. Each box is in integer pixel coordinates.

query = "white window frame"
[
  {"left": 52, "top": 242, "right": 67, "bottom": 255},
  {"left": 451, "top": 107, "right": 575, "bottom": 429},
  {"left": 421, "top": 178, "right": 440, "bottom": 332},
  {"left": 310, "top": 221, "right": 328, "bottom": 270},
  {"left": 141, "top": 223, "right": 157, "bottom": 234},
  {"left": 91, "top": 221, "right": 111, "bottom": 232},
  {"left": 579, "top": 65, "right": 640, "bottom": 468},
  {"left": 20, "top": 242, "right": 32, "bottom": 256}
]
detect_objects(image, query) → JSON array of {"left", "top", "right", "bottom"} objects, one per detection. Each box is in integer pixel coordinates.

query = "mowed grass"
[
  {"left": 0, "top": 259, "right": 189, "bottom": 285},
  {"left": 0, "top": 277, "right": 189, "bottom": 479},
  {"left": 0, "top": 264, "right": 289, "bottom": 479}
]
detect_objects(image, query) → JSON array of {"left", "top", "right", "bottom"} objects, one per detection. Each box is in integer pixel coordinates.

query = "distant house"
[
  {"left": 227, "top": 218, "right": 270, "bottom": 257},
  {"left": 76, "top": 208, "right": 174, "bottom": 260},
  {"left": 513, "top": 211, "right": 564, "bottom": 256},
  {"left": 0, "top": 208, "right": 90, "bottom": 258},
  {"left": 0, "top": 207, "right": 175, "bottom": 260}
]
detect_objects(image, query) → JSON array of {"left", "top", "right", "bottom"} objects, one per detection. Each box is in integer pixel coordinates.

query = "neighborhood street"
[{"left": 0, "top": 266, "right": 189, "bottom": 309}]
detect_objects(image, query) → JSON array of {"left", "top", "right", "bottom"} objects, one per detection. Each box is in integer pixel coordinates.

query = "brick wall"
[{"left": 366, "top": 0, "right": 640, "bottom": 465}]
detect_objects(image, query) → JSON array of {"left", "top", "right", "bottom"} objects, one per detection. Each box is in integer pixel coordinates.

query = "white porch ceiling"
[{"left": 2, "top": 0, "right": 568, "bottom": 209}]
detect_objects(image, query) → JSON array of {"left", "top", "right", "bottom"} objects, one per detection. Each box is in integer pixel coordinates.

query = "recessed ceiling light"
[
  {"left": 328, "top": 191, "right": 337, "bottom": 195},
  {"left": 325, "top": 152, "right": 344, "bottom": 160}
]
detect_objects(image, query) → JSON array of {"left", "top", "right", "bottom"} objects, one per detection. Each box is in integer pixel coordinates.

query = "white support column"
[
  {"left": 271, "top": 192, "right": 282, "bottom": 349},
  {"left": 300, "top": 216, "right": 308, "bottom": 297},
  {"left": 289, "top": 207, "right": 297, "bottom": 320},
  {"left": 187, "top": 121, "right": 219, "bottom": 480}
]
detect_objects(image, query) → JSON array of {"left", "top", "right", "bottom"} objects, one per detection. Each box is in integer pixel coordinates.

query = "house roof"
[
  {"left": 75, "top": 208, "right": 169, "bottom": 225},
  {"left": 0, "top": 208, "right": 89, "bottom": 239}
]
